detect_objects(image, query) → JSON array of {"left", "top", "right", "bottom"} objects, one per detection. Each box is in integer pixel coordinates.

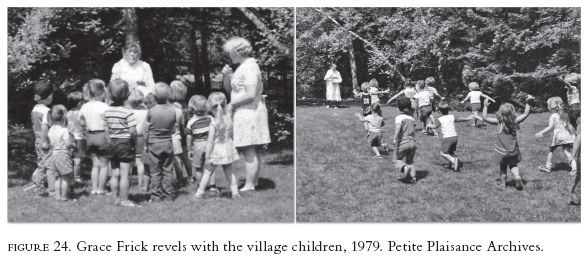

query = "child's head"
[
  {"left": 34, "top": 80, "right": 54, "bottom": 105},
  {"left": 153, "top": 82, "right": 171, "bottom": 104},
  {"left": 547, "top": 96, "right": 569, "bottom": 124},
  {"left": 108, "top": 79, "right": 130, "bottom": 105},
  {"left": 496, "top": 103, "right": 520, "bottom": 135},
  {"left": 66, "top": 91, "right": 84, "bottom": 110},
  {"left": 361, "top": 82, "right": 370, "bottom": 92},
  {"left": 85, "top": 79, "right": 106, "bottom": 101},
  {"left": 416, "top": 80, "right": 425, "bottom": 89},
  {"left": 207, "top": 92, "right": 227, "bottom": 116},
  {"left": 468, "top": 82, "right": 480, "bottom": 91},
  {"left": 369, "top": 78, "right": 379, "bottom": 88},
  {"left": 425, "top": 77, "right": 435, "bottom": 87},
  {"left": 404, "top": 78, "right": 413, "bottom": 88},
  {"left": 50, "top": 104, "right": 67, "bottom": 126},
  {"left": 371, "top": 103, "right": 382, "bottom": 116},
  {"left": 397, "top": 97, "right": 412, "bottom": 114},
  {"left": 188, "top": 95, "right": 208, "bottom": 116},
  {"left": 144, "top": 93, "right": 156, "bottom": 109},
  {"left": 169, "top": 80, "right": 188, "bottom": 103},
  {"left": 128, "top": 90, "right": 144, "bottom": 109},
  {"left": 438, "top": 102, "right": 450, "bottom": 115},
  {"left": 564, "top": 73, "right": 580, "bottom": 87}
]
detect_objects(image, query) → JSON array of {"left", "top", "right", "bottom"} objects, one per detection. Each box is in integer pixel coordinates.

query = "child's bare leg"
[
  {"left": 73, "top": 158, "right": 81, "bottom": 181},
  {"left": 428, "top": 115, "right": 438, "bottom": 136},
  {"left": 542, "top": 149, "right": 554, "bottom": 171},
  {"left": 222, "top": 164, "right": 239, "bottom": 196},
  {"left": 98, "top": 157, "right": 109, "bottom": 192},
  {"left": 119, "top": 162, "right": 131, "bottom": 202},
  {"left": 142, "top": 164, "right": 150, "bottom": 191},
  {"left": 440, "top": 151, "right": 455, "bottom": 164},
  {"left": 51, "top": 171, "right": 61, "bottom": 200},
  {"left": 510, "top": 164, "right": 523, "bottom": 190},
  {"left": 47, "top": 172, "right": 55, "bottom": 193},
  {"left": 372, "top": 146, "right": 381, "bottom": 156},
  {"left": 498, "top": 164, "right": 508, "bottom": 188},
  {"left": 173, "top": 155, "right": 184, "bottom": 186},
  {"left": 562, "top": 145, "right": 576, "bottom": 172},
  {"left": 110, "top": 166, "right": 120, "bottom": 203},
  {"left": 136, "top": 158, "right": 144, "bottom": 188},
  {"left": 61, "top": 176, "right": 70, "bottom": 200},
  {"left": 90, "top": 156, "right": 99, "bottom": 192},
  {"left": 195, "top": 166, "right": 214, "bottom": 196}
]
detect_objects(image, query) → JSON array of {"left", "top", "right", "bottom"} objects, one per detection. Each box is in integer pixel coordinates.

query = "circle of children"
[
  {"left": 355, "top": 74, "right": 580, "bottom": 203},
  {"left": 30, "top": 76, "right": 246, "bottom": 207}
]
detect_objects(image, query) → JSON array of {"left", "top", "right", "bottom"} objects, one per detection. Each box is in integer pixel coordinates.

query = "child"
[
  {"left": 105, "top": 79, "right": 139, "bottom": 207},
  {"left": 461, "top": 82, "right": 495, "bottom": 127},
  {"left": 387, "top": 80, "right": 417, "bottom": 115},
  {"left": 44, "top": 105, "right": 77, "bottom": 201},
  {"left": 80, "top": 79, "right": 110, "bottom": 195},
  {"left": 534, "top": 97, "right": 576, "bottom": 174},
  {"left": 413, "top": 82, "right": 439, "bottom": 137},
  {"left": 144, "top": 82, "right": 178, "bottom": 202},
  {"left": 144, "top": 93, "right": 157, "bottom": 109},
  {"left": 356, "top": 103, "right": 388, "bottom": 158},
  {"left": 559, "top": 73, "right": 580, "bottom": 130},
  {"left": 368, "top": 78, "right": 389, "bottom": 106},
  {"left": 31, "top": 80, "right": 54, "bottom": 196},
  {"left": 482, "top": 95, "right": 533, "bottom": 190},
  {"left": 393, "top": 97, "right": 418, "bottom": 183},
  {"left": 169, "top": 80, "right": 189, "bottom": 187},
  {"left": 427, "top": 102, "right": 470, "bottom": 171},
  {"left": 359, "top": 82, "right": 372, "bottom": 116},
  {"left": 194, "top": 92, "right": 241, "bottom": 199},
  {"left": 128, "top": 90, "right": 149, "bottom": 191},
  {"left": 66, "top": 91, "right": 86, "bottom": 184},
  {"left": 186, "top": 95, "right": 217, "bottom": 192},
  {"left": 568, "top": 117, "right": 580, "bottom": 205},
  {"left": 424, "top": 77, "right": 444, "bottom": 135}
]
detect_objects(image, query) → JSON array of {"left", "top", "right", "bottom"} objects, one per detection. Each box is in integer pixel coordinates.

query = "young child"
[
  {"left": 387, "top": 80, "right": 418, "bottom": 117},
  {"left": 194, "top": 92, "right": 241, "bottom": 199},
  {"left": 169, "top": 80, "right": 189, "bottom": 187},
  {"left": 534, "top": 97, "right": 576, "bottom": 174},
  {"left": 559, "top": 73, "right": 580, "bottom": 130},
  {"left": 144, "top": 93, "right": 157, "bottom": 109},
  {"left": 427, "top": 102, "right": 470, "bottom": 171},
  {"left": 128, "top": 90, "right": 150, "bottom": 191},
  {"left": 461, "top": 82, "right": 496, "bottom": 127},
  {"left": 424, "top": 77, "right": 444, "bottom": 134},
  {"left": 186, "top": 95, "right": 217, "bottom": 192},
  {"left": 368, "top": 78, "right": 389, "bottom": 106},
  {"left": 79, "top": 79, "right": 110, "bottom": 195},
  {"left": 413, "top": 82, "right": 439, "bottom": 137},
  {"left": 44, "top": 105, "right": 77, "bottom": 201},
  {"left": 356, "top": 103, "right": 388, "bottom": 158},
  {"left": 66, "top": 91, "right": 86, "bottom": 184},
  {"left": 482, "top": 95, "right": 533, "bottom": 190},
  {"left": 359, "top": 82, "right": 372, "bottom": 116},
  {"left": 105, "top": 79, "right": 138, "bottom": 207},
  {"left": 393, "top": 97, "right": 418, "bottom": 183},
  {"left": 31, "top": 80, "right": 54, "bottom": 196},
  {"left": 144, "top": 82, "right": 178, "bottom": 202}
]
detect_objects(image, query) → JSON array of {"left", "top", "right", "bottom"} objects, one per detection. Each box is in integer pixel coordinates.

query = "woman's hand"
[{"left": 222, "top": 65, "right": 233, "bottom": 75}]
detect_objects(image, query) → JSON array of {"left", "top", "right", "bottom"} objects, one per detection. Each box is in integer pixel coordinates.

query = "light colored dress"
[
  {"left": 324, "top": 69, "right": 342, "bottom": 101},
  {"left": 209, "top": 115, "right": 240, "bottom": 165},
  {"left": 110, "top": 59, "right": 155, "bottom": 96},
  {"left": 550, "top": 113, "right": 574, "bottom": 147},
  {"left": 230, "top": 58, "right": 271, "bottom": 147}
]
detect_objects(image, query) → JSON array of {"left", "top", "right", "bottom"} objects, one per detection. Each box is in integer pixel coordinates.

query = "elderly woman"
[
  {"left": 324, "top": 64, "right": 342, "bottom": 108},
  {"left": 222, "top": 37, "right": 271, "bottom": 192},
  {"left": 110, "top": 42, "right": 155, "bottom": 96}
]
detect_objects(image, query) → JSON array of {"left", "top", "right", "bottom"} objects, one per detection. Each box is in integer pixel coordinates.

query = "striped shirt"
[
  {"left": 186, "top": 115, "right": 212, "bottom": 141},
  {"left": 105, "top": 105, "right": 136, "bottom": 139}
]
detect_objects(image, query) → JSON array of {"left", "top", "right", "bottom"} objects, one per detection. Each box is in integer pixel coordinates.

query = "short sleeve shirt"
[
  {"left": 146, "top": 104, "right": 177, "bottom": 143},
  {"left": 80, "top": 101, "right": 110, "bottom": 132},
  {"left": 31, "top": 104, "right": 50, "bottom": 140},
  {"left": 104, "top": 105, "right": 136, "bottom": 139},
  {"left": 395, "top": 114, "right": 416, "bottom": 141},
  {"left": 414, "top": 90, "right": 431, "bottom": 107},
  {"left": 469, "top": 91, "right": 482, "bottom": 104},
  {"left": 403, "top": 88, "right": 417, "bottom": 99},
  {"left": 132, "top": 108, "right": 148, "bottom": 136},
  {"left": 435, "top": 115, "right": 457, "bottom": 138},
  {"left": 66, "top": 110, "right": 85, "bottom": 140},
  {"left": 186, "top": 115, "right": 212, "bottom": 141},
  {"left": 48, "top": 125, "right": 73, "bottom": 152},
  {"left": 426, "top": 87, "right": 439, "bottom": 99},
  {"left": 365, "top": 115, "right": 383, "bottom": 132},
  {"left": 369, "top": 87, "right": 380, "bottom": 104}
]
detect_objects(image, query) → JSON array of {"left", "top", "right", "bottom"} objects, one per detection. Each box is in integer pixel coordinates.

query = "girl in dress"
[
  {"left": 482, "top": 95, "right": 533, "bottom": 190},
  {"left": 194, "top": 92, "right": 241, "bottom": 199},
  {"left": 44, "top": 105, "right": 77, "bottom": 201},
  {"left": 535, "top": 97, "right": 576, "bottom": 174}
]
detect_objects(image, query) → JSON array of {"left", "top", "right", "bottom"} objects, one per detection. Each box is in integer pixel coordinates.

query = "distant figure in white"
[
  {"left": 324, "top": 64, "right": 342, "bottom": 109},
  {"left": 110, "top": 42, "right": 155, "bottom": 97}
]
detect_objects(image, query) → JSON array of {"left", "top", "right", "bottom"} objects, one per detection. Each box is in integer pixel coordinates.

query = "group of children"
[
  {"left": 356, "top": 74, "right": 581, "bottom": 199},
  {"left": 31, "top": 77, "right": 243, "bottom": 206}
]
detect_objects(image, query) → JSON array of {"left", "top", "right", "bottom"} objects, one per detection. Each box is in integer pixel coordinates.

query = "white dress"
[
  {"left": 111, "top": 59, "right": 155, "bottom": 96},
  {"left": 230, "top": 58, "right": 272, "bottom": 147},
  {"left": 324, "top": 69, "right": 342, "bottom": 101}
]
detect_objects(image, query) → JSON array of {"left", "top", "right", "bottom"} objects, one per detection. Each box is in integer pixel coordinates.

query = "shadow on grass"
[
  {"left": 238, "top": 177, "right": 275, "bottom": 191},
  {"left": 129, "top": 193, "right": 151, "bottom": 203},
  {"left": 552, "top": 162, "right": 572, "bottom": 172},
  {"left": 265, "top": 154, "right": 294, "bottom": 165},
  {"left": 398, "top": 170, "right": 429, "bottom": 183}
]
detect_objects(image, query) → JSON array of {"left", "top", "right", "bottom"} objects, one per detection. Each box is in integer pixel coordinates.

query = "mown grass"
[
  {"left": 7, "top": 129, "right": 294, "bottom": 222},
  {"left": 296, "top": 100, "right": 580, "bottom": 222}
]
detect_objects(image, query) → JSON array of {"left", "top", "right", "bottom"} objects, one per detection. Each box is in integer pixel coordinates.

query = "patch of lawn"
[{"left": 296, "top": 101, "right": 580, "bottom": 222}]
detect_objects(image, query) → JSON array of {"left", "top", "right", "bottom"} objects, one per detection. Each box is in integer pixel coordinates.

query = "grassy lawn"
[
  {"left": 296, "top": 99, "right": 580, "bottom": 222},
  {"left": 7, "top": 129, "right": 294, "bottom": 222}
]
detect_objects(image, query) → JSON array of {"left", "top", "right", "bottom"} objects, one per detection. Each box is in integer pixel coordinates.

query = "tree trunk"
[
  {"left": 237, "top": 7, "right": 290, "bottom": 55},
  {"left": 122, "top": 8, "right": 139, "bottom": 45},
  {"left": 190, "top": 17, "right": 203, "bottom": 95},
  {"left": 348, "top": 38, "right": 358, "bottom": 93},
  {"left": 201, "top": 8, "right": 211, "bottom": 95}
]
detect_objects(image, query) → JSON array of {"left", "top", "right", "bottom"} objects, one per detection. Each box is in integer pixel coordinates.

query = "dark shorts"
[
  {"left": 441, "top": 136, "right": 458, "bottom": 155},
  {"left": 569, "top": 103, "right": 581, "bottom": 130},
  {"left": 45, "top": 152, "right": 73, "bottom": 177},
  {"left": 191, "top": 140, "right": 207, "bottom": 168},
  {"left": 109, "top": 138, "right": 135, "bottom": 169},
  {"left": 368, "top": 132, "right": 383, "bottom": 147},
  {"left": 395, "top": 139, "right": 416, "bottom": 171},
  {"left": 419, "top": 105, "right": 432, "bottom": 121},
  {"left": 362, "top": 106, "right": 371, "bottom": 116},
  {"left": 135, "top": 135, "right": 144, "bottom": 157},
  {"left": 493, "top": 150, "right": 522, "bottom": 166},
  {"left": 471, "top": 103, "right": 482, "bottom": 112},
  {"left": 87, "top": 131, "right": 109, "bottom": 158},
  {"left": 73, "top": 139, "right": 86, "bottom": 159}
]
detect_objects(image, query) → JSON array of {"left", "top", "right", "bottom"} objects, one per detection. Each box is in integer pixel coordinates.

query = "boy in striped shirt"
[{"left": 186, "top": 95, "right": 217, "bottom": 191}]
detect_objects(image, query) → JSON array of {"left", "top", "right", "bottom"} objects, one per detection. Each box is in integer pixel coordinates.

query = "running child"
[
  {"left": 128, "top": 90, "right": 149, "bottom": 191},
  {"left": 186, "top": 95, "right": 218, "bottom": 192},
  {"left": 427, "top": 102, "right": 470, "bottom": 171},
  {"left": 413, "top": 82, "right": 439, "bottom": 137},
  {"left": 558, "top": 73, "right": 580, "bottom": 130},
  {"left": 387, "top": 79, "right": 417, "bottom": 118},
  {"left": 461, "top": 82, "right": 495, "bottom": 127},
  {"left": 66, "top": 91, "right": 86, "bottom": 184},
  {"left": 44, "top": 105, "right": 77, "bottom": 201},
  {"left": 534, "top": 97, "right": 576, "bottom": 174},
  {"left": 194, "top": 92, "right": 241, "bottom": 199},
  {"left": 393, "top": 97, "right": 418, "bottom": 183},
  {"left": 359, "top": 82, "right": 372, "bottom": 116},
  {"left": 356, "top": 103, "right": 388, "bottom": 158},
  {"left": 482, "top": 95, "right": 533, "bottom": 190},
  {"left": 368, "top": 78, "right": 389, "bottom": 106}
]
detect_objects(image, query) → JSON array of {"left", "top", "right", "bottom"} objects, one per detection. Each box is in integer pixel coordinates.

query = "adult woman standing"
[
  {"left": 222, "top": 37, "right": 271, "bottom": 192},
  {"left": 110, "top": 42, "right": 155, "bottom": 96},
  {"left": 324, "top": 64, "right": 342, "bottom": 108}
]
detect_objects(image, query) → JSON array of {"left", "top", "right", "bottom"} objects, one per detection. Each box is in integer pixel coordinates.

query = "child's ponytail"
[
  {"left": 207, "top": 92, "right": 228, "bottom": 140},
  {"left": 547, "top": 97, "right": 569, "bottom": 126}
]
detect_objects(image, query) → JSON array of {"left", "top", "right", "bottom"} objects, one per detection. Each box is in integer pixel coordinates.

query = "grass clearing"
[
  {"left": 296, "top": 100, "right": 580, "bottom": 222},
  {"left": 7, "top": 129, "right": 294, "bottom": 222}
]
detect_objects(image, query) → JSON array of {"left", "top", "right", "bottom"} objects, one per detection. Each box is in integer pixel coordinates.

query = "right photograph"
[{"left": 296, "top": 7, "right": 581, "bottom": 222}]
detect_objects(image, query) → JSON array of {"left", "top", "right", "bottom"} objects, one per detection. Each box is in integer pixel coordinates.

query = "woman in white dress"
[
  {"left": 222, "top": 37, "right": 271, "bottom": 192},
  {"left": 110, "top": 42, "right": 155, "bottom": 96},
  {"left": 324, "top": 64, "right": 342, "bottom": 108}
]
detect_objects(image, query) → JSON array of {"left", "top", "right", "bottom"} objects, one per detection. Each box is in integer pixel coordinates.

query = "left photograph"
[{"left": 7, "top": 7, "right": 294, "bottom": 222}]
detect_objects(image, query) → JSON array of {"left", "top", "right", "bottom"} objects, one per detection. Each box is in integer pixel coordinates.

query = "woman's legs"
[{"left": 240, "top": 145, "right": 261, "bottom": 191}]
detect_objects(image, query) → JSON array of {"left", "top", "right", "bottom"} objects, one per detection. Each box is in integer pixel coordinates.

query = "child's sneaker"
[
  {"left": 209, "top": 186, "right": 220, "bottom": 194},
  {"left": 408, "top": 178, "right": 417, "bottom": 184},
  {"left": 570, "top": 159, "right": 577, "bottom": 175},
  {"left": 373, "top": 155, "right": 382, "bottom": 159},
  {"left": 538, "top": 165, "right": 551, "bottom": 173},
  {"left": 121, "top": 200, "right": 141, "bottom": 207},
  {"left": 515, "top": 176, "right": 524, "bottom": 191},
  {"left": 193, "top": 192, "right": 204, "bottom": 199},
  {"left": 453, "top": 158, "right": 459, "bottom": 171}
]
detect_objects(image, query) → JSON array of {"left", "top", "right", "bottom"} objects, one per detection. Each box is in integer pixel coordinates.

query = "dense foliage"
[{"left": 297, "top": 7, "right": 580, "bottom": 109}]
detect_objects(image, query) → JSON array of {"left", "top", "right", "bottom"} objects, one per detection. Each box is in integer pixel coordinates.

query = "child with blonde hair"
[
  {"left": 128, "top": 90, "right": 149, "bottom": 191},
  {"left": 186, "top": 95, "right": 217, "bottom": 191},
  {"left": 461, "top": 82, "right": 495, "bottom": 127},
  {"left": 359, "top": 82, "right": 372, "bottom": 116},
  {"left": 169, "top": 80, "right": 189, "bottom": 187},
  {"left": 482, "top": 95, "right": 533, "bottom": 190},
  {"left": 368, "top": 78, "right": 389, "bottom": 106},
  {"left": 535, "top": 97, "right": 576, "bottom": 174},
  {"left": 194, "top": 92, "right": 241, "bottom": 199},
  {"left": 356, "top": 103, "right": 388, "bottom": 158},
  {"left": 559, "top": 73, "right": 580, "bottom": 130},
  {"left": 66, "top": 91, "right": 86, "bottom": 184},
  {"left": 44, "top": 105, "right": 77, "bottom": 201}
]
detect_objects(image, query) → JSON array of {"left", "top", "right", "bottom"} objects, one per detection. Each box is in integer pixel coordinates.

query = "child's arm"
[
  {"left": 222, "top": 65, "right": 233, "bottom": 94},
  {"left": 481, "top": 99, "right": 499, "bottom": 125},
  {"left": 535, "top": 116, "right": 555, "bottom": 138},
  {"left": 355, "top": 112, "right": 367, "bottom": 122},
  {"left": 186, "top": 135, "right": 193, "bottom": 159},
  {"left": 143, "top": 112, "right": 150, "bottom": 151},
  {"left": 426, "top": 118, "right": 441, "bottom": 130},
  {"left": 480, "top": 93, "right": 496, "bottom": 103},
  {"left": 515, "top": 96, "right": 533, "bottom": 124},
  {"left": 386, "top": 92, "right": 403, "bottom": 104},
  {"left": 393, "top": 123, "right": 401, "bottom": 144},
  {"left": 557, "top": 76, "right": 573, "bottom": 90},
  {"left": 204, "top": 125, "right": 216, "bottom": 167},
  {"left": 460, "top": 93, "right": 470, "bottom": 104},
  {"left": 433, "top": 89, "right": 444, "bottom": 100}
]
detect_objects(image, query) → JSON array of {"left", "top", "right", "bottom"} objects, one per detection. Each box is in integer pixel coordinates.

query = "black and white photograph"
[
  {"left": 7, "top": 7, "right": 294, "bottom": 222},
  {"left": 296, "top": 7, "right": 581, "bottom": 222}
]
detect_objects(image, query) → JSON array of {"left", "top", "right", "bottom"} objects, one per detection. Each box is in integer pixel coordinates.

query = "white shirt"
[
  {"left": 111, "top": 59, "right": 155, "bottom": 94},
  {"left": 132, "top": 108, "right": 148, "bottom": 136},
  {"left": 435, "top": 115, "right": 457, "bottom": 138},
  {"left": 468, "top": 91, "right": 482, "bottom": 104},
  {"left": 66, "top": 110, "right": 85, "bottom": 140},
  {"left": 568, "top": 85, "right": 580, "bottom": 105},
  {"left": 414, "top": 90, "right": 431, "bottom": 107},
  {"left": 79, "top": 101, "right": 109, "bottom": 132},
  {"left": 369, "top": 87, "right": 380, "bottom": 104},
  {"left": 324, "top": 69, "right": 342, "bottom": 86},
  {"left": 365, "top": 114, "right": 383, "bottom": 132}
]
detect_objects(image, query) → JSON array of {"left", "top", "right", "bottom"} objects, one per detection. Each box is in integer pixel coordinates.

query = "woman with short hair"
[{"left": 110, "top": 42, "right": 155, "bottom": 96}]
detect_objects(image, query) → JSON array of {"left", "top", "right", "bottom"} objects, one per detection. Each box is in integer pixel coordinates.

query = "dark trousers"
[{"left": 149, "top": 140, "right": 174, "bottom": 200}]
